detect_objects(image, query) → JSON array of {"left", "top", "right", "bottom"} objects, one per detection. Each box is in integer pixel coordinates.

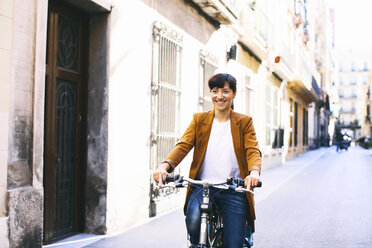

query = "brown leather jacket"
[{"left": 163, "top": 109, "right": 262, "bottom": 220}]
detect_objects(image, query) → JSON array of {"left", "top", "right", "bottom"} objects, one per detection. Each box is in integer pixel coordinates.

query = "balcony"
[
  {"left": 239, "top": 6, "right": 268, "bottom": 61},
  {"left": 339, "top": 95, "right": 357, "bottom": 99},
  {"left": 191, "top": 0, "right": 239, "bottom": 24},
  {"left": 340, "top": 108, "right": 356, "bottom": 114},
  {"left": 272, "top": 40, "right": 294, "bottom": 82},
  {"left": 287, "top": 57, "right": 315, "bottom": 103}
]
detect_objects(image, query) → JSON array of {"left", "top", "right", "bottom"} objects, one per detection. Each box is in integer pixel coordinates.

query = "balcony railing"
[
  {"left": 340, "top": 108, "right": 356, "bottom": 114},
  {"left": 340, "top": 95, "right": 357, "bottom": 99}
]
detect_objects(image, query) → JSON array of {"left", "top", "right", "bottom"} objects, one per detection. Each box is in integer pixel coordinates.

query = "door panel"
[{"left": 44, "top": 1, "right": 88, "bottom": 244}]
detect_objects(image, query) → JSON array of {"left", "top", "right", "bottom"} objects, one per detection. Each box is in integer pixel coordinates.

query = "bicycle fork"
[{"left": 199, "top": 184, "right": 210, "bottom": 247}]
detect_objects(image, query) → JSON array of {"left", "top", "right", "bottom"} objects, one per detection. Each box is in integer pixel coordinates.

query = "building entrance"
[{"left": 43, "top": 1, "right": 88, "bottom": 243}]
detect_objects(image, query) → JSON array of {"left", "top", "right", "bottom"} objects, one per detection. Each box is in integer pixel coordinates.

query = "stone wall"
[
  {"left": 85, "top": 13, "right": 110, "bottom": 234},
  {"left": 6, "top": 0, "right": 48, "bottom": 247},
  {"left": 0, "top": 0, "right": 13, "bottom": 245},
  {"left": 7, "top": 187, "right": 43, "bottom": 248}
]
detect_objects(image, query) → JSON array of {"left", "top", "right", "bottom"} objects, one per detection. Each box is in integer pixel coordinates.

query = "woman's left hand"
[{"left": 244, "top": 171, "right": 260, "bottom": 189}]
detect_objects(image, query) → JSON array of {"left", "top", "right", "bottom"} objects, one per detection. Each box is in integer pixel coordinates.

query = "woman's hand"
[
  {"left": 244, "top": 171, "right": 260, "bottom": 190},
  {"left": 153, "top": 163, "right": 170, "bottom": 186}
]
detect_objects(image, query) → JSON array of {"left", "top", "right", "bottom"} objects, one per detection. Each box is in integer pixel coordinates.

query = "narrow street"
[
  {"left": 254, "top": 146, "right": 372, "bottom": 248},
  {"left": 48, "top": 147, "right": 372, "bottom": 248}
]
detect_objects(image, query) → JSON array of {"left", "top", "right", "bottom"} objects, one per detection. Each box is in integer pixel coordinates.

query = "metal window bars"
[{"left": 151, "top": 21, "right": 183, "bottom": 202}]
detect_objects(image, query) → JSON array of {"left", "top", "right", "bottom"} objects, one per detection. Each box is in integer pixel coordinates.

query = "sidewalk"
[{"left": 46, "top": 147, "right": 331, "bottom": 248}]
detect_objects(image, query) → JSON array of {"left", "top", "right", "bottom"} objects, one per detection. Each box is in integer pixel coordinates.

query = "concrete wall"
[{"left": 0, "top": 0, "right": 13, "bottom": 246}]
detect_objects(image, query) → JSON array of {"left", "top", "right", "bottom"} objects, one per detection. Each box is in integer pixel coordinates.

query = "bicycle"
[{"left": 162, "top": 174, "right": 262, "bottom": 248}]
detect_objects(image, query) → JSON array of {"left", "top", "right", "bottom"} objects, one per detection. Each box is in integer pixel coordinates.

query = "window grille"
[
  {"left": 199, "top": 49, "right": 218, "bottom": 112},
  {"left": 151, "top": 21, "right": 182, "bottom": 202}
]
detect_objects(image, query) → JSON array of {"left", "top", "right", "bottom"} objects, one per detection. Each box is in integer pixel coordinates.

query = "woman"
[{"left": 153, "top": 73, "right": 262, "bottom": 247}]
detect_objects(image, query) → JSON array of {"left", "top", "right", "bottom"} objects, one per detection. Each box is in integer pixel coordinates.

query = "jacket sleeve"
[
  {"left": 162, "top": 114, "right": 196, "bottom": 172},
  {"left": 243, "top": 116, "right": 262, "bottom": 174}
]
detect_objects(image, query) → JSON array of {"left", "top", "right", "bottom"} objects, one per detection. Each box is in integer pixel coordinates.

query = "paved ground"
[
  {"left": 46, "top": 146, "right": 372, "bottom": 248},
  {"left": 254, "top": 146, "right": 372, "bottom": 248}
]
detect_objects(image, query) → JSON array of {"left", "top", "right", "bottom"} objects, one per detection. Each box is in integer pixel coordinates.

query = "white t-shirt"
[{"left": 197, "top": 118, "right": 241, "bottom": 182}]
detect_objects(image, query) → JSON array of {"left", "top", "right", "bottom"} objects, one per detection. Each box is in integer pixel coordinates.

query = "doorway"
[{"left": 44, "top": 1, "right": 88, "bottom": 244}]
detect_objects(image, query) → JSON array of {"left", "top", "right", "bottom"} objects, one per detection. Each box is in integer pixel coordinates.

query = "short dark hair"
[{"left": 208, "top": 73, "right": 237, "bottom": 93}]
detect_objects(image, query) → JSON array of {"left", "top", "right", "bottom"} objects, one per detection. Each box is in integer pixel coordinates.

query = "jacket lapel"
[
  {"left": 230, "top": 111, "right": 244, "bottom": 176},
  {"left": 198, "top": 109, "right": 214, "bottom": 161}
]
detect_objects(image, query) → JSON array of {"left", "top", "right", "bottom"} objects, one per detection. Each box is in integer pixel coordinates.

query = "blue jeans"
[{"left": 185, "top": 186, "right": 250, "bottom": 248}]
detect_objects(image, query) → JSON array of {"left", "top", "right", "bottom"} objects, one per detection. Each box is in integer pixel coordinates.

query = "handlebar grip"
[
  {"left": 165, "top": 174, "right": 180, "bottom": 183},
  {"left": 235, "top": 178, "right": 262, "bottom": 188}
]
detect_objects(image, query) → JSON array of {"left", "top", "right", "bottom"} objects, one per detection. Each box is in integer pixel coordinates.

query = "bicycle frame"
[{"left": 163, "top": 176, "right": 258, "bottom": 248}]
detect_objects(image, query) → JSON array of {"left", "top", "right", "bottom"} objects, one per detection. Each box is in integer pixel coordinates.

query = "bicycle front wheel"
[{"left": 207, "top": 209, "right": 223, "bottom": 248}]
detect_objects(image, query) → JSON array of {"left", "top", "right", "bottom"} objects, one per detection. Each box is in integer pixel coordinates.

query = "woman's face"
[{"left": 210, "top": 82, "right": 236, "bottom": 112}]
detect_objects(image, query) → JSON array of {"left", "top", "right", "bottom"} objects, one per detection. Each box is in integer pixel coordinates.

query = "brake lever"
[{"left": 235, "top": 187, "right": 255, "bottom": 195}]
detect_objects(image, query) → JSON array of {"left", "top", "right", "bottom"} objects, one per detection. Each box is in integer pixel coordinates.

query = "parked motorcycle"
[{"left": 336, "top": 134, "right": 351, "bottom": 152}]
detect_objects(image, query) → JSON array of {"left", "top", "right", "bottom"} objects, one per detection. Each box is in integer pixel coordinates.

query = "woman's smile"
[{"left": 211, "top": 82, "right": 236, "bottom": 112}]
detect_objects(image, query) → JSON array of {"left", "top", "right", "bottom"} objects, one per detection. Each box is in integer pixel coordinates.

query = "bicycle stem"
[{"left": 199, "top": 183, "right": 210, "bottom": 246}]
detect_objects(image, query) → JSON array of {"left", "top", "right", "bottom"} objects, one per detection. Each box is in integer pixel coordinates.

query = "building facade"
[
  {"left": 363, "top": 57, "right": 372, "bottom": 139},
  {"left": 0, "top": 0, "right": 334, "bottom": 247},
  {"left": 336, "top": 49, "right": 370, "bottom": 139}
]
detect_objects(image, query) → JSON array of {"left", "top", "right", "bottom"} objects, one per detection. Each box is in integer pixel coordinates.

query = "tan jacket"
[{"left": 164, "top": 109, "right": 262, "bottom": 220}]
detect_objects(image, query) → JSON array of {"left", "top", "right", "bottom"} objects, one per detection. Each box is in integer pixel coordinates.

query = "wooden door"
[{"left": 44, "top": 1, "right": 88, "bottom": 244}]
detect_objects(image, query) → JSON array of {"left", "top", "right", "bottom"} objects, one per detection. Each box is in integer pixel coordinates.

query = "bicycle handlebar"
[{"left": 165, "top": 174, "right": 262, "bottom": 189}]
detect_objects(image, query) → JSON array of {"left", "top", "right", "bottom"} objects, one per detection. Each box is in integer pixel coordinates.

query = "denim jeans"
[{"left": 185, "top": 185, "right": 249, "bottom": 248}]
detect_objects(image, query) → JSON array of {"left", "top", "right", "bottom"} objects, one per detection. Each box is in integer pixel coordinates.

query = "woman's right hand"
[{"left": 153, "top": 163, "right": 170, "bottom": 186}]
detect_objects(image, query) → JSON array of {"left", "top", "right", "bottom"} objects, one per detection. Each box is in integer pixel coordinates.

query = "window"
[
  {"left": 362, "top": 75, "right": 368, "bottom": 84},
  {"left": 339, "top": 89, "right": 344, "bottom": 98},
  {"left": 265, "top": 82, "right": 272, "bottom": 146},
  {"left": 271, "top": 87, "right": 282, "bottom": 148},
  {"left": 302, "top": 108, "right": 308, "bottom": 146},
  {"left": 363, "top": 62, "right": 369, "bottom": 71},
  {"left": 351, "top": 89, "right": 356, "bottom": 98},
  {"left": 350, "top": 76, "right": 357, "bottom": 85},
  {"left": 351, "top": 62, "right": 356, "bottom": 72},
  {"left": 244, "top": 72, "right": 254, "bottom": 116},
  {"left": 265, "top": 82, "right": 280, "bottom": 147},
  {"left": 294, "top": 102, "right": 298, "bottom": 146},
  {"left": 289, "top": 98, "right": 293, "bottom": 147},
  {"left": 200, "top": 50, "right": 218, "bottom": 111},
  {"left": 151, "top": 21, "right": 182, "bottom": 200}
]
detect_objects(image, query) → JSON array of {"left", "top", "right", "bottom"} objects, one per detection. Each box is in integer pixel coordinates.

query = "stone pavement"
[{"left": 44, "top": 147, "right": 331, "bottom": 248}]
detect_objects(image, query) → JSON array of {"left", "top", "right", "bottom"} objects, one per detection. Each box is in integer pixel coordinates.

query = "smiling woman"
[
  {"left": 153, "top": 73, "right": 262, "bottom": 247},
  {"left": 209, "top": 74, "right": 237, "bottom": 114}
]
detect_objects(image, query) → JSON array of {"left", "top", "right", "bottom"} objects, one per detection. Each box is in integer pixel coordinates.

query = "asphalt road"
[
  {"left": 51, "top": 146, "right": 371, "bottom": 248},
  {"left": 254, "top": 146, "right": 372, "bottom": 248}
]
